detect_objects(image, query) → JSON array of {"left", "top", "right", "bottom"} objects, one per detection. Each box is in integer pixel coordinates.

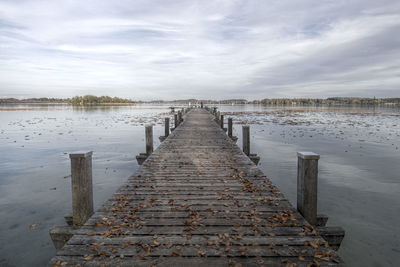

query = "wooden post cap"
[
  {"left": 297, "top": 152, "right": 320, "bottom": 160},
  {"left": 69, "top": 151, "right": 93, "bottom": 159}
]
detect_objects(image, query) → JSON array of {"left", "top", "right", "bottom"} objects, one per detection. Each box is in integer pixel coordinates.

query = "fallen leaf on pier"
[
  {"left": 83, "top": 254, "right": 94, "bottom": 261},
  {"left": 304, "top": 240, "right": 319, "bottom": 249},
  {"left": 228, "top": 260, "right": 242, "bottom": 267},
  {"left": 51, "top": 261, "right": 68, "bottom": 267},
  {"left": 91, "top": 242, "right": 105, "bottom": 246},
  {"left": 197, "top": 250, "right": 206, "bottom": 257},
  {"left": 314, "top": 250, "right": 340, "bottom": 262},
  {"left": 120, "top": 241, "right": 132, "bottom": 248},
  {"left": 170, "top": 252, "right": 182, "bottom": 257},
  {"left": 306, "top": 261, "right": 321, "bottom": 267}
]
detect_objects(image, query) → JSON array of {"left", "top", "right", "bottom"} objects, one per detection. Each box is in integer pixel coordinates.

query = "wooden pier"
[{"left": 49, "top": 108, "right": 344, "bottom": 266}]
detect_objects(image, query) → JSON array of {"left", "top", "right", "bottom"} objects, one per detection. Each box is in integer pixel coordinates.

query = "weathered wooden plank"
[
  {"left": 84, "top": 218, "right": 306, "bottom": 227},
  {"left": 89, "top": 210, "right": 298, "bottom": 219},
  {"left": 49, "top": 256, "right": 343, "bottom": 267},
  {"left": 63, "top": 225, "right": 320, "bottom": 236},
  {"left": 58, "top": 244, "right": 339, "bottom": 258},
  {"left": 99, "top": 200, "right": 292, "bottom": 209},
  {"left": 66, "top": 235, "right": 324, "bottom": 246},
  {"left": 107, "top": 195, "right": 284, "bottom": 201}
]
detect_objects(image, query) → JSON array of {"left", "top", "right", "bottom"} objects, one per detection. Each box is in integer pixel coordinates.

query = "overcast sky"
[{"left": 0, "top": 0, "right": 400, "bottom": 100}]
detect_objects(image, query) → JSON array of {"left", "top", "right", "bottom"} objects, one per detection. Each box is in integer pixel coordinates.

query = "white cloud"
[{"left": 0, "top": 0, "right": 400, "bottom": 99}]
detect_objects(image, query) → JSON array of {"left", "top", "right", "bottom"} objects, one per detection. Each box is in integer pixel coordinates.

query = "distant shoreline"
[
  {"left": 0, "top": 102, "right": 136, "bottom": 106},
  {"left": 1, "top": 96, "right": 399, "bottom": 107}
]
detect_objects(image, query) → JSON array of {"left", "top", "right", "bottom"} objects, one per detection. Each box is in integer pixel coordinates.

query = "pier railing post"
[
  {"left": 228, "top": 118, "right": 233, "bottom": 137},
  {"left": 297, "top": 152, "right": 319, "bottom": 226},
  {"left": 178, "top": 111, "right": 182, "bottom": 123},
  {"left": 159, "top": 118, "right": 170, "bottom": 142},
  {"left": 227, "top": 117, "right": 238, "bottom": 142},
  {"left": 145, "top": 125, "right": 153, "bottom": 155},
  {"left": 136, "top": 125, "right": 154, "bottom": 165},
  {"left": 242, "top": 126, "right": 260, "bottom": 165},
  {"left": 165, "top": 117, "right": 170, "bottom": 137},
  {"left": 215, "top": 111, "right": 220, "bottom": 123},
  {"left": 242, "top": 126, "right": 250, "bottom": 156},
  {"left": 221, "top": 114, "right": 227, "bottom": 132},
  {"left": 69, "top": 152, "right": 94, "bottom": 226},
  {"left": 174, "top": 114, "right": 178, "bottom": 128}
]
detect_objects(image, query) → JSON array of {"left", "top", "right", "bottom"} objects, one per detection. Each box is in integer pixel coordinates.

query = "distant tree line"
[
  {"left": 146, "top": 97, "right": 400, "bottom": 106},
  {"left": 141, "top": 97, "right": 400, "bottom": 107},
  {"left": 69, "top": 95, "right": 135, "bottom": 105},
  {"left": 0, "top": 97, "right": 67, "bottom": 103},
  {"left": 0, "top": 96, "right": 135, "bottom": 105},
  {"left": 1, "top": 96, "right": 399, "bottom": 106},
  {"left": 250, "top": 97, "right": 400, "bottom": 106}
]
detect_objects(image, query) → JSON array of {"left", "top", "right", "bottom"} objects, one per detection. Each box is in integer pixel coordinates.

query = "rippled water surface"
[{"left": 0, "top": 104, "right": 399, "bottom": 267}]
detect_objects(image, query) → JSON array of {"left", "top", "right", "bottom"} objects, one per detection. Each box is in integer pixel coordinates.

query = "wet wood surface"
[{"left": 49, "top": 108, "right": 343, "bottom": 267}]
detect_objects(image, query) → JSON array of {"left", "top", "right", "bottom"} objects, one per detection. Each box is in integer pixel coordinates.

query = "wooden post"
[
  {"left": 242, "top": 126, "right": 250, "bottom": 156},
  {"left": 145, "top": 125, "right": 153, "bottom": 155},
  {"left": 174, "top": 114, "right": 178, "bottom": 128},
  {"left": 228, "top": 118, "right": 233, "bottom": 137},
  {"left": 136, "top": 125, "right": 153, "bottom": 164},
  {"left": 297, "top": 152, "right": 320, "bottom": 226},
  {"left": 178, "top": 111, "right": 182, "bottom": 123},
  {"left": 220, "top": 115, "right": 224, "bottom": 128},
  {"left": 69, "top": 152, "right": 93, "bottom": 226},
  {"left": 164, "top": 117, "right": 170, "bottom": 137}
]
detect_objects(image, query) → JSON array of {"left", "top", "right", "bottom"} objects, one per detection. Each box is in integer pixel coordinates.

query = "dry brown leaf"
[
  {"left": 83, "top": 254, "right": 94, "bottom": 261},
  {"left": 170, "top": 252, "right": 182, "bottom": 257}
]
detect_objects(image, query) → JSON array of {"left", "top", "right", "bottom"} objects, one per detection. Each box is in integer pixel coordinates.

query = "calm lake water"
[{"left": 0, "top": 104, "right": 399, "bottom": 267}]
